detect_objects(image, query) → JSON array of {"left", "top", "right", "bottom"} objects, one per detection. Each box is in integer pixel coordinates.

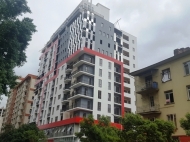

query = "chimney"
[{"left": 174, "top": 47, "right": 190, "bottom": 55}]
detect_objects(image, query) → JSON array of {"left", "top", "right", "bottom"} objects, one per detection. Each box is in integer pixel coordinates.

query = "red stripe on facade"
[
  {"left": 121, "top": 66, "right": 125, "bottom": 116},
  {"left": 38, "top": 117, "right": 122, "bottom": 130}
]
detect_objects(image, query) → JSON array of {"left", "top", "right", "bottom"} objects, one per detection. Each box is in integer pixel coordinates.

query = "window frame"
[
  {"left": 165, "top": 91, "right": 174, "bottom": 104},
  {"left": 184, "top": 61, "right": 190, "bottom": 75},
  {"left": 161, "top": 68, "right": 171, "bottom": 83},
  {"left": 187, "top": 85, "right": 190, "bottom": 100}
]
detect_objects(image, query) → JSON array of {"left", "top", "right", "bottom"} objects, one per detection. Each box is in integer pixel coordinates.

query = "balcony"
[
  {"left": 114, "top": 98, "right": 121, "bottom": 105},
  {"left": 72, "top": 69, "right": 94, "bottom": 78},
  {"left": 63, "top": 85, "right": 71, "bottom": 93},
  {"left": 71, "top": 79, "right": 94, "bottom": 89},
  {"left": 66, "top": 104, "right": 93, "bottom": 112},
  {"left": 49, "top": 103, "right": 52, "bottom": 107},
  {"left": 136, "top": 81, "right": 159, "bottom": 95},
  {"left": 65, "top": 65, "right": 73, "bottom": 73},
  {"left": 64, "top": 76, "right": 72, "bottom": 83},
  {"left": 114, "top": 77, "right": 121, "bottom": 84},
  {"left": 36, "top": 101, "right": 39, "bottom": 105},
  {"left": 50, "top": 93, "right": 53, "bottom": 98},
  {"left": 62, "top": 95, "right": 69, "bottom": 104},
  {"left": 73, "top": 58, "right": 95, "bottom": 68},
  {"left": 17, "top": 117, "right": 21, "bottom": 122},
  {"left": 137, "top": 104, "right": 161, "bottom": 115},
  {"left": 68, "top": 91, "right": 93, "bottom": 100},
  {"left": 35, "top": 109, "right": 38, "bottom": 113},
  {"left": 39, "top": 116, "right": 42, "bottom": 120},
  {"left": 47, "top": 113, "right": 50, "bottom": 118}
]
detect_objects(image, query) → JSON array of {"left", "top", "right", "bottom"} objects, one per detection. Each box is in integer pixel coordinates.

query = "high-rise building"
[
  {"left": 29, "top": 0, "right": 137, "bottom": 141},
  {"left": 0, "top": 107, "right": 6, "bottom": 133},
  {"left": 3, "top": 74, "right": 37, "bottom": 128},
  {"left": 130, "top": 48, "right": 190, "bottom": 141}
]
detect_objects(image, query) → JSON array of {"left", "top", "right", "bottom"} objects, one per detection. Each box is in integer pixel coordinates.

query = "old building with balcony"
[
  {"left": 131, "top": 48, "right": 190, "bottom": 141},
  {"left": 29, "top": 0, "right": 137, "bottom": 141},
  {"left": 3, "top": 74, "right": 37, "bottom": 128}
]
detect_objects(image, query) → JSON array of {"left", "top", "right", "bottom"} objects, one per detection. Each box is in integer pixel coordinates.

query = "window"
[
  {"left": 98, "top": 102, "right": 101, "bottom": 111},
  {"left": 107, "top": 34, "right": 109, "bottom": 38},
  {"left": 109, "top": 27, "right": 111, "bottom": 31},
  {"left": 111, "top": 36, "right": 113, "bottom": 40},
  {"left": 133, "top": 56, "right": 135, "bottom": 60},
  {"left": 54, "top": 97, "right": 56, "bottom": 104},
  {"left": 184, "top": 61, "right": 190, "bottom": 75},
  {"left": 167, "top": 114, "right": 177, "bottom": 127},
  {"left": 103, "top": 32, "right": 106, "bottom": 36},
  {"left": 102, "top": 50, "right": 104, "bottom": 54},
  {"left": 99, "top": 69, "right": 102, "bottom": 77},
  {"left": 108, "top": 72, "right": 111, "bottom": 79},
  {"left": 108, "top": 62, "right": 111, "bottom": 69},
  {"left": 110, "top": 53, "right": 112, "bottom": 57},
  {"left": 99, "top": 79, "right": 102, "bottom": 87},
  {"left": 132, "top": 40, "right": 135, "bottom": 44},
  {"left": 52, "top": 107, "right": 54, "bottom": 115},
  {"left": 108, "top": 93, "right": 111, "bottom": 101},
  {"left": 55, "top": 116, "right": 58, "bottom": 122},
  {"left": 108, "top": 82, "right": 111, "bottom": 90},
  {"left": 99, "top": 59, "right": 102, "bottom": 66},
  {"left": 97, "top": 114, "right": 101, "bottom": 120},
  {"left": 59, "top": 84, "right": 62, "bottom": 89},
  {"left": 98, "top": 48, "right": 100, "bottom": 52},
  {"left": 162, "top": 68, "right": 171, "bottom": 82},
  {"left": 123, "top": 34, "right": 129, "bottom": 41},
  {"left": 108, "top": 43, "right": 110, "bottom": 48},
  {"left": 101, "top": 23, "right": 104, "bottom": 27},
  {"left": 133, "top": 64, "right": 135, "bottom": 68},
  {"left": 187, "top": 86, "right": 190, "bottom": 100},
  {"left": 58, "top": 94, "right": 61, "bottom": 99},
  {"left": 165, "top": 91, "right": 174, "bottom": 104},
  {"left": 100, "top": 40, "right": 102, "bottom": 44},
  {"left": 56, "top": 105, "right": 59, "bottom": 110},
  {"left": 108, "top": 104, "right": 111, "bottom": 113},
  {"left": 133, "top": 48, "right": 135, "bottom": 51},
  {"left": 106, "top": 51, "right": 108, "bottom": 55},
  {"left": 98, "top": 90, "right": 101, "bottom": 99}
]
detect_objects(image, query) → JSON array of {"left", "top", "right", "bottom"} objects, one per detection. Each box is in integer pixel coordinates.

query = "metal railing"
[
  {"left": 71, "top": 91, "right": 93, "bottom": 98},
  {"left": 137, "top": 104, "right": 160, "bottom": 114},
  {"left": 136, "top": 81, "right": 158, "bottom": 93}
]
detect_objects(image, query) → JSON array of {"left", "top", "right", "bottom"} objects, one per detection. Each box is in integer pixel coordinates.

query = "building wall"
[{"left": 135, "top": 54, "right": 190, "bottom": 136}]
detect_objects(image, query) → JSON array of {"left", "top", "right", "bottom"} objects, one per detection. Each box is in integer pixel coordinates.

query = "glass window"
[
  {"left": 108, "top": 62, "right": 111, "bottom": 69},
  {"left": 108, "top": 104, "right": 111, "bottom": 113},
  {"left": 108, "top": 93, "right": 111, "bottom": 101},
  {"left": 187, "top": 86, "right": 190, "bottom": 100},
  {"left": 98, "top": 90, "right": 101, "bottom": 99},
  {"left": 98, "top": 102, "right": 101, "bottom": 111},
  {"left": 99, "top": 69, "right": 102, "bottom": 77},
  {"left": 162, "top": 68, "right": 171, "bottom": 82},
  {"left": 99, "top": 79, "right": 102, "bottom": 87},
  {"left": 108, "top": 82, "right": 111, "bottom": 90},
  {"left": 108, "top": 72, "right": 111, "bottom": 79},
  {"left": 165, "top": 91, "right": 174, "bottom": 103},
  {"left": 99, "top": 59, "right": 102, "bottom": 66},
  {"left": 101, "top": 23, "right": 104, "bottom": 27},
  {"left": 184, "top": 61, "right": 190, "bottom": 75},
  {"left": 99, "top": 30, "right": 102, "bottom": 35}
]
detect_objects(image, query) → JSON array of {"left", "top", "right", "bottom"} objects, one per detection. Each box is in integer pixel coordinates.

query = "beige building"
[
  {"left": 3, "top": 74, "right": 37, "bottom": 128},
  {"left": 0, "top": 107, "right": 6, "bottom": 133},
  {"left": 131, "top": 48, "right": 190, "bottom": 141}
]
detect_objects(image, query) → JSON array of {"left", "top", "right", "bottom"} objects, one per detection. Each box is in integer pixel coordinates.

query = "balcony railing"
[
  {"left": 72, "top": 79, "right": 93, "bottom": 86},
  {"left": 136, "top": 81, "right": 158, "bottom": 95},
  {"left": 49, "top": 103, "right": 52, "bottom": 107},
  {"left": 137, "top": 104, "right": 161, "bottom": 114},
  {"left": 72, "top": 68, "right": 94, "bottom": 76},
  {"left": 69, "top": 103, "right": 93, "bottom": 110},
  {"left": 114, "top": 110, "right": 121, "bottom": 115},
  {"left": 114, "top": 98, "right": 121, "bottom": 104},
  {"left": 71, "top": 91, "right": 93, "bottom": 98}
]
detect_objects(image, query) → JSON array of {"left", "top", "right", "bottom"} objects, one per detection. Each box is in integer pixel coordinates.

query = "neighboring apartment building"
[
  {"left": 0, "top": 107, "right": 6, "bottom": 133},
  {"left": 130, "top": 48, "right": 190, "bottom": 142},
  {"left": 3, "top": 74, "right": 37, "bottom": 128},
  {"left": 29, "top": 0, "right": 137, "bottom": 141}
]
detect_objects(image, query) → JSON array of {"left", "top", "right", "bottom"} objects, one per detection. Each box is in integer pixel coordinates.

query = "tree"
[
  {"left": 0, "top": 123, "right": 46, "bottom": 142},
  {"left": 0, "top": 0, "right": 36, "bottom": 96},
  {"left": 120, "top": 113, "right": 175, "bottom": 142},
  {"left": 75, "top": 115, "right": 120, "bottom": 142},
  {"left": 180, "top": 113, "right": 190, "bottom": 136}
]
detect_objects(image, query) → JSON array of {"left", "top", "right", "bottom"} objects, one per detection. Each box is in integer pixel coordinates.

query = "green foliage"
[
  {"left": 180, "top": 113, "right": 190, "bottom": 136},
  {"left": 75, "top": 115, "right": 120, "bottom": 142},
  {"left": 0, "top": 123, "right": 46, "bottom": 142},
  {"left": 0, "top": 0, "right": 36, "bottom": 96},
  {"left": 121, "top": 113, "right": 175, "bottom": 142},
  {"left": 76, "top": 114, "right": 176, "bottom": 142}
]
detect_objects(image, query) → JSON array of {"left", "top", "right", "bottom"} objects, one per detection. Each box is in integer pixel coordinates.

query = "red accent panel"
[
  {"left": 38, "top": 117, "right": 122, "bottom": 130},
  {"left": 47, "top": 139, "right": 54, "bottom": 142},
  {"left": 27, "top": 101, "right": 33, "bottom": 103},
  {"left": 179, "top": 136, "right": 190, "bottom": 142},
  {"left": 38, "top": 117, "right": 82, "bottom": 130},
  {"left": 25, "top": 114, "right": 30, "bottom": 116}
]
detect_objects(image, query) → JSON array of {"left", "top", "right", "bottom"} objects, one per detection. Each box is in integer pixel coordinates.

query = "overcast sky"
[{"left": 1, "top": 0, "right": 190, "bottom": 107}]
